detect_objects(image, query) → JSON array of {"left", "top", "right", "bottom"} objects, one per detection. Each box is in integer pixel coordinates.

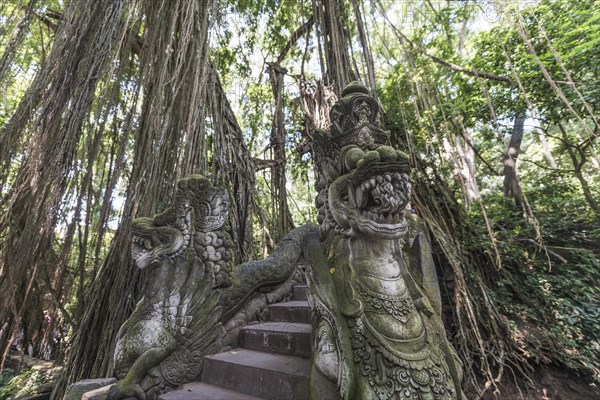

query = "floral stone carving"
[{"left": 305, "top": 82, "right": 463, "bottom": 400}]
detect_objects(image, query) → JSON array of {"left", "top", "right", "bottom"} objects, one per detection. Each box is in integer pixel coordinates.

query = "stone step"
[
  {"left": 293, "top": 284, "right": 308, "bottom": 301},
  {"left": 202, "top": 349, "right": 311, "bottom": 400},
  {"left": 159, "top": 382, "right": 262, "bottom": 400},
  {"left": 269, "top": 301, "right": 310, "bottom": 324},
  {"left": 240, "top": 322, "right": 311, "bottom": 358}
]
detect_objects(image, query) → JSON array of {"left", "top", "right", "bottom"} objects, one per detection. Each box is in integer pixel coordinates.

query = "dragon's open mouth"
[
  {"left": 350, "top": 171, "right": 410, "bottom": 224},
  {"left": 329, "top": 145, "right": 412, "bottom": 237},
  {"left": 347, "top": 155, "right": 412, "bottom": 238}
]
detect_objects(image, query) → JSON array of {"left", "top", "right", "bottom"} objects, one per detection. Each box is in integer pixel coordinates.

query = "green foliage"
[
  {"left": 216, "top": 0, "right": 311, "bottom": 85},
  {"left": 377, "top": 0, "right": 600, "bottom": 385},
  {"left": 471, "top": 0, "right": 600, "bottom": 124},
  {"left": 468, "top": 196, "right": 600, "bottom": 379},
  {"left": 0, "top": 367, "right": 53, "bottom": 400}
]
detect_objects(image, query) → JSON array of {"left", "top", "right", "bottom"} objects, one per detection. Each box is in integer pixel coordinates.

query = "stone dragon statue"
[
  {"left": 107, "top": 83, "right": 463, "bottom": 400},
  {"left": 304, "top": 82, "right": 464, "bottom": 400},
  {"left": 108, "top": 175, "right": 313, "bottom": 399},
  {"left": 108, "top": 176, "right": 233, "bottom": 399}
]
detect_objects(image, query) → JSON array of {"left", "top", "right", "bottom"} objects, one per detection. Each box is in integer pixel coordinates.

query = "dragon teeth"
[
  {"left": 348, "top": 186, "right": 356, "bottom": 206},
  {"left": 357, "top": 187, "right": 367, "bottom": 208}
]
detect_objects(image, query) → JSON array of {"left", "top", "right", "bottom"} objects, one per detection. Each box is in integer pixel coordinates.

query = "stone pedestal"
[{"left": 63, "top": 378, "right": 116, "bottom": 400}]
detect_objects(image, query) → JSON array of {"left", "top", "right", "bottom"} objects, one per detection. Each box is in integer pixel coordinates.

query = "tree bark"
[
  {"left": 267, "top": 63, "right": 295, "bottom": 242},
  {"left": 445, "top": 128, "right": 480, "bottom": 207},
  {"left": 208, "top": 65, "right": 256, "bottom": 263},
  {"left": 558, "top": 123, "right": 600, "bottom": 218},
  {"left": 263, "top": 18, "right": 315, "bottom": 244},
  {"left": 350, "top": 0, "right": 376, "bottom": 90},
  {"left": 503, "top": 111, "right": 526, "bottom": 206},
  {"left": 313, "top": 0, "right": 358, "bottom": 94},
  {"left": 0, "top": 0, "right": 130, "bottom": 370},
  {"left": 51, "top": 0, "right": 215, "bottom": 396}
]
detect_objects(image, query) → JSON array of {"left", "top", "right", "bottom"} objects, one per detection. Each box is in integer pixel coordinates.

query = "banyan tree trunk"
[
  {"left": 51, "top": 0, "right": 215, "bottom": 396},
  {"left": 0, "top": 0, "right": 131, "bottom": 370}
]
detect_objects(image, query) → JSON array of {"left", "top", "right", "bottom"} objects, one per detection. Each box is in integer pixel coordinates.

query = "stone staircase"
[{"left": 160, "top": 285, "right": 311, "bottom": 400}]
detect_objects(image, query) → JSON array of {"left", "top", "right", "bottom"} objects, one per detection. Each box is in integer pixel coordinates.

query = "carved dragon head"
[
  {"left": 314, "top": 82, "right": 412, "bottom": 239},
  {"left": 131, "top": 175, "right": 233, "bottom": 286}
]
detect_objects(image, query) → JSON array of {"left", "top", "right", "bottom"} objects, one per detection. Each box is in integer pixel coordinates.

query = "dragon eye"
[
  {"left": 343, "top": 147, "right": 365, "bottom": 171},
  {"left": 197, "top": 202, "right": 210, "bottom": 215}
]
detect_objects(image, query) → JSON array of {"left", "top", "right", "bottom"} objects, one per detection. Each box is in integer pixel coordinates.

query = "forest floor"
[
  {"left": 477, "top": 365, "right": 600, "bottom": 400},
  {"left": 0, "top": 350, "right": 60, "bottom": 399}
]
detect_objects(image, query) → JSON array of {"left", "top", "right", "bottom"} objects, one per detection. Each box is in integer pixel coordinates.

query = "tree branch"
[
  {"left": 276, "top": 16, "right": 314, "bottom": 65},
  {"left": 375, "top": 0, "right": 514, "bottom": 84},
  {"left": 252, "top": 157, "right": 281, "bottom": 171},
  {"left": 520, "top": 158, "right": 572, "bottom": 173},
  {"left": 515, "top": 238, "right": 567, "bottom": 263}
]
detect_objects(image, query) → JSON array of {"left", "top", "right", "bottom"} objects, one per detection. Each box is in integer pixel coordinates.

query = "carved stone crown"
[
  {"left": 329, "top": 81, "right": 390, "bottom": 149},
  {"left": 313, "top": 82, "right": 412, "bottom": 239}
]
